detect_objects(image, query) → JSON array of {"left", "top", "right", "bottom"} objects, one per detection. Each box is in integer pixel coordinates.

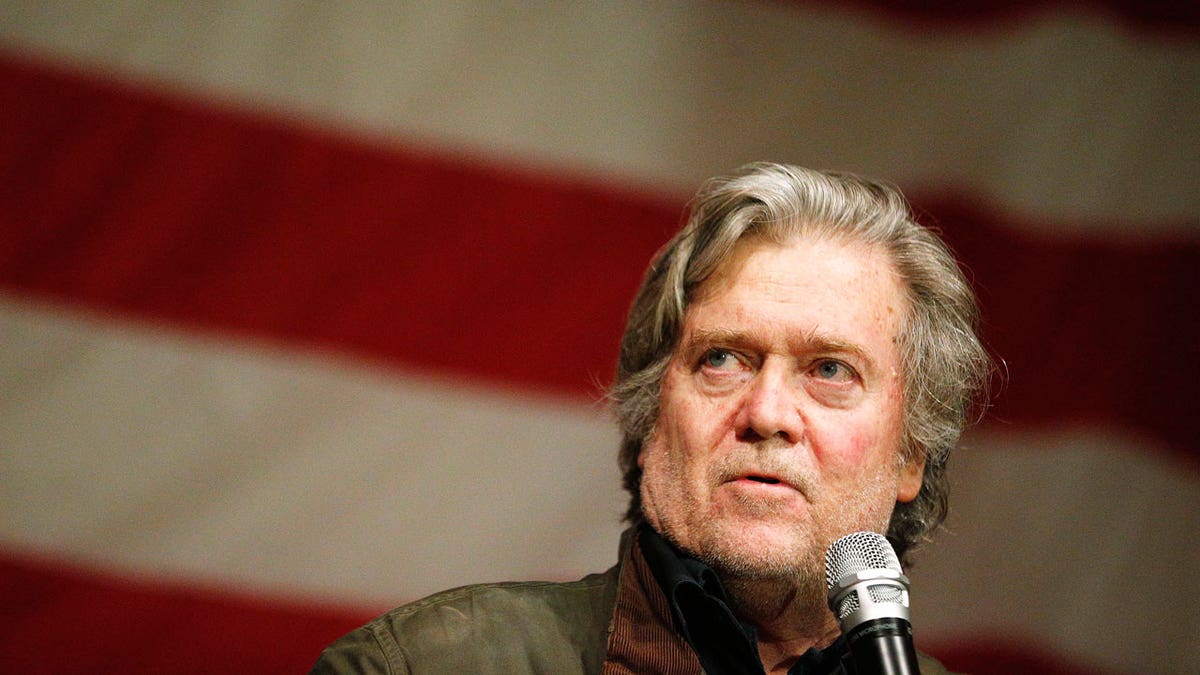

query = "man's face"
[{"left": 638, "top": 235, "right": 923, "bottom": 583}]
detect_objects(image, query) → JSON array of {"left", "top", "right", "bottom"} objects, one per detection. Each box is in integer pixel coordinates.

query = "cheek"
[
  {"left": 637, "top": 434, "right": 689, "bottom": 529},
  {"left": 641, "top": 417, "right": 696, "bottom": 478},
  {"left": 638, "top": 400, "right": 717, "bottom": 499},
  {"left": 813, "top": 415, "right": 898, "bottom": 479},
  {"left": 844, "top": 433, "right": 886, "bottom": 481},
  {"left": 856, "top": 381, "right": 906, "bottom": 466},
  {"left": 814, "top": 415, "right": 873, "bottom": 460},
  {"left": 656, "top": 374, "right": 729, "bottom": 455}
]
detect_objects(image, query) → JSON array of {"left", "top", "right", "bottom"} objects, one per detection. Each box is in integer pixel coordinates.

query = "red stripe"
[
  {"left": 799, "top": 0, "right": 1200, "bottom": 33},
  {"left": 926, "top": 639, "right": 1129, "bottom": 675},
  {"left": 918, "top": 195, "right": 1200, "bottom": 457},
  {"left": 0, "top": 52, "right": 676, "bottom": 398},
  {"left": 1, "top": 54, "right": 1196, "bottom": 453},
  {"left": 0, "top": 552, "right": 372, "bottom": 675}
]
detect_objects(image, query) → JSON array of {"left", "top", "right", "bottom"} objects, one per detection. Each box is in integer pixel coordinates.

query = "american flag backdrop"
[{"left": 1, "top": 2, "right": 1197, "bottom": 673}]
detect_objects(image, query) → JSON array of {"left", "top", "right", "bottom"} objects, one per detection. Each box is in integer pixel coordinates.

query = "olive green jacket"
[{"left": 310, "top": 531, "right": 952, "bottom": 674}]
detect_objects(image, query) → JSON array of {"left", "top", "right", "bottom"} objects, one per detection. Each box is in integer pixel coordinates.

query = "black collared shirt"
[{"left": 638, "top": 525, "right": 849, "bottom": 675}]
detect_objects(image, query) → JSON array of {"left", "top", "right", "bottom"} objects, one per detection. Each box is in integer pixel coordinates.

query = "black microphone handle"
[{"left": 845, "top": 617, "right": 921, "bottom": 675}]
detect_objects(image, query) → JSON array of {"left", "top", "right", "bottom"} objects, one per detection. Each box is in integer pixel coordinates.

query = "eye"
[
  {"left": 701, "top": 348, "right": 740, "bottom": 371},
  {"left": 811, "top": 359, "right": 855, "bottom": 382}
]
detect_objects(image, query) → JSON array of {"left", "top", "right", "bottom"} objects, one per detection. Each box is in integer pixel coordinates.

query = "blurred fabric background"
[{"left": 1, "top": 2, "right": 1197, "bottom": 673}]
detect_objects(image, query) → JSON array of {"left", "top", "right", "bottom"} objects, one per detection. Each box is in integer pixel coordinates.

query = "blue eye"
[
  {"left": 703, "top": 349, "right": 734, "bottom": 369},
  {"left": 814, "top": 360, "right": 850, "bottom": 380}
]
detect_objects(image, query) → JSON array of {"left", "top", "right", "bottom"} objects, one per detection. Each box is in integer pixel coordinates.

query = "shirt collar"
[{"left": 637, "top": 523, "right": 849, "bottom": 675}]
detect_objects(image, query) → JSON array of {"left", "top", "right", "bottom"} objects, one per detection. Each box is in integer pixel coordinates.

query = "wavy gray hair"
[{"left": 609, "top": 162, "right": 990, "bottom": 563}]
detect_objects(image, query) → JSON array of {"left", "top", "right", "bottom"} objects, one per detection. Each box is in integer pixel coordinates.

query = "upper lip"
[{"left": 718, "top": 456, "right": 809, "bottom": 495}]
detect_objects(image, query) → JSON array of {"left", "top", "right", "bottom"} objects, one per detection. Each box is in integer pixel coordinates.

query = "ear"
[{"left": 896, "top": 454, "right": 925, "bottom": 503}]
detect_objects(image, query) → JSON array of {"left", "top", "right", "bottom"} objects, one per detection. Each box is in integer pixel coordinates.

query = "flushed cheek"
[
  {"left": 816, "top": 383, "right": 904, "bottom": 470},
  {"left": 812, "top": 420, "right": 886, "bottom": 474}
]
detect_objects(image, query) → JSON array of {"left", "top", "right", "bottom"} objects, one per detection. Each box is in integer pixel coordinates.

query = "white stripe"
[
  {"left": 910, "top": 428, "right": 1200, "bottom": 672},
  {"left": 0, "top": 296, "right": 626, "bottom": 604},
  {"left": 1, "top": 1, "right": 1196, "bottom": 233}
]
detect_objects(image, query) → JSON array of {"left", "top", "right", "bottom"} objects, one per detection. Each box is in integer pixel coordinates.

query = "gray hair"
[{"left": 609, "top": 162, "right": 990, "bottom": 563}]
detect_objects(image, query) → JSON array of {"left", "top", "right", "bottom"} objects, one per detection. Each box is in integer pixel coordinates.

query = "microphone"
[{"left": 824, "top": 532, "right": 921, "bottom": 675}]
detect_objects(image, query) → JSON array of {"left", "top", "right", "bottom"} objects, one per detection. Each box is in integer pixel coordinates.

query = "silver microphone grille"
[
  {"left": 825, "top": 532, "right": 907, "bottom": 622},
  {"left": 825, "top": 531, "right": 902, "bottom": 588}
]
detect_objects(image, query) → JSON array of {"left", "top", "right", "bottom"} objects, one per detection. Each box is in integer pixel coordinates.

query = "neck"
[{"left": 722, "top": 575, "right": 842, "bottom": 675}]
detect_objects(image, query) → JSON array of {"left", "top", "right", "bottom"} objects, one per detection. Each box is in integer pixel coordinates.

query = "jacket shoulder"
[{"left": 311, "top": 567, "right": 619, "bottom": 674}]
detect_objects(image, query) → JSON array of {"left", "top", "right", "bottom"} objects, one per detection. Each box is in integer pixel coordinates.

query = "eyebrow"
[{"left": 684, "top": 327, "right": 876, "bottom": 368}]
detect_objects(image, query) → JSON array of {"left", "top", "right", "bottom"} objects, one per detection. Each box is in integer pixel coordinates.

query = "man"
[{"left": 312, "top": 163, "right": 990, "bottom": 674}]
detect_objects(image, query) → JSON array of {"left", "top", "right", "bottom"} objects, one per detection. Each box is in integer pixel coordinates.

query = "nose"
[{"left": 735, "top": 361, "right": 804, "bottom": 444}]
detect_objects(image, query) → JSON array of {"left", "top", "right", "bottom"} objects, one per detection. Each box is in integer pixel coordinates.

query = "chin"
[{"left": 695, "top": 517, "right": 821, "bottom": 580}]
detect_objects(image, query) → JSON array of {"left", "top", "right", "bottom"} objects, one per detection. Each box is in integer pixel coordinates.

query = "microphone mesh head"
[
  {"left": 824, "top": 531, "right": 901, "bottom": 589},
  {"left": 825, "top": 532, "right": 905, "bottom": 619}
]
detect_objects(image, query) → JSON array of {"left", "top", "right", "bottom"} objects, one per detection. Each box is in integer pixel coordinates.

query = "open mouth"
[{"left": 744, "top": 475, "right": 781, "bottom": 485}]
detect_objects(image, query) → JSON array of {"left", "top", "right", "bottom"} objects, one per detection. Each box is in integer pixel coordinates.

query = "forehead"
[{"left": 685, "top": 235, "right": 908, "bottom": 354}]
